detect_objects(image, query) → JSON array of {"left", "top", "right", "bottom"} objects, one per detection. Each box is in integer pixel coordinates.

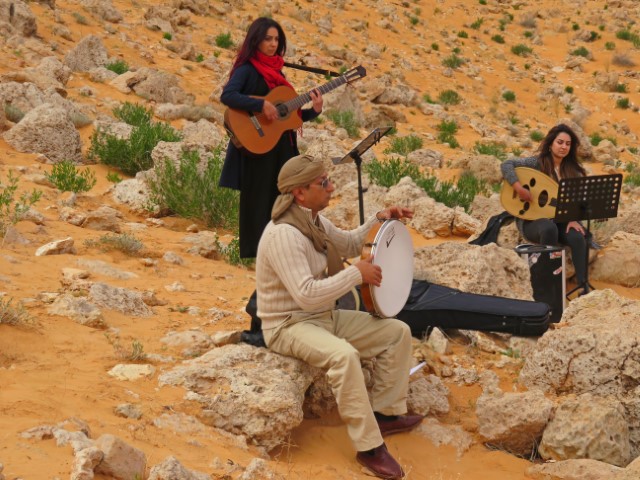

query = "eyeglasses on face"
[{"left": 309, "top": 177, "right": 332, "bottom": 189}]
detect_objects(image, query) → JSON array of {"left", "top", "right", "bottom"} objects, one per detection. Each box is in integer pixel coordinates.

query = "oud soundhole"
[
  {"left": 538, "top": 190, "right": 549, "bottom": 207},
  {"left": 519, "top": 202, "right": 530, "bottom": 216},
  {"left": 529, "top": 178, "right": 537, "bottom": 187}
]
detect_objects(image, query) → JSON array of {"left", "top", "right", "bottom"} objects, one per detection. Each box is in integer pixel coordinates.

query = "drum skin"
[{"left": 360, "top": 220, "right": 414, "bottom": 318}]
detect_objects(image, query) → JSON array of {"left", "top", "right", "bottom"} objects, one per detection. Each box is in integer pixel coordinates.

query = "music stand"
[
  {"left": 333, "top": 126, "right": 393, "bottom": 225},
  {"left": 554, "top": 173, "right": 622, "bottom": 297}
]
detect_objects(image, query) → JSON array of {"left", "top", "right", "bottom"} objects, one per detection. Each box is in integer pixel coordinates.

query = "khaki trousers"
[{"left": 263, "top": 309, "right": 413, "bottom": 452}]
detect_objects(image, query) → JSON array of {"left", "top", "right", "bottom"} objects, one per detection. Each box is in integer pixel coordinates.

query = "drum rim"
[{"left": 368, "top": 219, "right": 413, "bottom": 317}]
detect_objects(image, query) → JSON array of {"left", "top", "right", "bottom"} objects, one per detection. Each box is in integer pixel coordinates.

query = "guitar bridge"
[{"left": 248, "top": 113, "right": 265, "bottom": 137}]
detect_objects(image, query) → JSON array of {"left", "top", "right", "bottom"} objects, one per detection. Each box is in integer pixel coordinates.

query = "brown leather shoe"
[
  {"left": 356, "top": 443, "right": 404, "bottom": 479},
  {"left": 376, "top": 414, "right": 423, "bottom": 437}
]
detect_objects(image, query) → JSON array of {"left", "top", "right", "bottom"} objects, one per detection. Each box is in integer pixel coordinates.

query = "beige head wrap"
[
  {"left": 271, "top": 154, "right": 325, "bottom": 220},
  {"left": 271, "top": 154, "right": 344, "bottom": 276}
]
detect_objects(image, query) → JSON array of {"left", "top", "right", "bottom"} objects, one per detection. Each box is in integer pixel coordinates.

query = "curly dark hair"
[
  {"left": 228, "top": 17, "right": 287, "bottom": 78},
  {"left": 537, "top": 123, "right": 586, "bottom": 179}
]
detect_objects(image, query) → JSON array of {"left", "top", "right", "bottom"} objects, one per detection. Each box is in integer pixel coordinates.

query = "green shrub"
[
  {"left": 473, "top": 141, "right": 507, "bottom": 160},
  {"left": 511, "top": 44, "right": 533, "bottom": 56},
  {"left": 364, "top": 157, "right": 421, "bottom": 188},
  {"left": 325, "top": 110, "right": 360, "bottom": 138},
  {"left": 442, "top": 54, "right": 465, "bottom": 69},
  {"left": 416, "top": 171, "right": 488, "bottom": 212},
  {"left": 616, "top": 97, "right": 630, "bottom": 109},
  {"left": 572, "top": 23, "right": 580, "bottom": 31},
  {"left": 195, "top": 53, "right": 205, "bottom": 62},
  {"left": 470, "top": 18, "right": 483, "bottom": 30},
  {"left": 616, "top": 29, "right": 634, "bottom": 41},
  {"left": 625, "top": 171, "right": 640, "bottom": 187},
  {"left": 530, "top": 130, "right": 544, "bottom": 142},
  {"left": 88, "top": 102, "right": 181, "bottom": 176},
  {"left": 565, "top": 85, "right": 574, "bottom": 94},
  {"left": 216, "top": 235, "right": 253, "bottom": 267},
  {"left": 590, "top": 133, "right": 604, "bottom": 146},
  {"left": 605, "top": 41, "right": 616, "bottom": 51},
  {"left": 163, "top": 32, "right": 172, "bottom": 41},
  {"left": 524, "top": 31, "right": 533, "bottom": 38},
  {"left": 615, "top": 83, "right": 628, "bottom": 93},
  {"left": 113, "top": 102, "right": 153, "bottom": 127},
  {"left": 436, "top": 120, "right": 459, "bottom": 148},
  {"left": 84, "top": 233, "right": 144, "bottom": 256},
  {"left": 148, "top": 146, "right": 239, "bottom": 230},
  {"left": 479, "top": 0, "right": 486, "bottom": 4},
  {"left": 215, "top": 32, "right": 233, "bottom": 49},
  {"left": 384, "top": 134, "right": 423, "bottom": 156},
  {"left": 422, "top": 93, "right": 436, "bottom": 104},
  {"left": 45, "top": 160, "right": 97, "bottom": 193},
  {"left": 502, "top": 90, "right": 516, "bottom": 102},
  {"left": 491, "top": 34, "right": 505, "bottom": 44},
  {"left": 0, "top": 171, "right": 42, "bottom": 238},
  {"left": 457, "top": 30, "right": 468, "bottom": 38},
  {"left": 72, "top": 12, "right": 88, "bottom": 24},
  {"left": 437, "top": 89, "right": 462, "bottom": 105},
  {"left": 106, "top": 172, "right": 123, "bottom": 183},
  {"left": 409, "top": 16, "right": 419, "bottom": 26},
  {"left": 431, "top": 42, "right": 439, "bottom": 51},
  {"left": 571, "top": 46, "right": 590, "bottom": 57},
  {"left": 105, "top": 59, "right": 129, "bottom": 75}
]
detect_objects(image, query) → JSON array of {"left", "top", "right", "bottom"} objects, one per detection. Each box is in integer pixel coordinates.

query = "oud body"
[{"left": 500, "top": 167, "right": 559, "bottom": 220}]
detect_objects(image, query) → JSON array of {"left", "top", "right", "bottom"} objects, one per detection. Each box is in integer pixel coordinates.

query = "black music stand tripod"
[
  {"left": 332, "top": 126, "right": 393, "bottom": 225},
  {"left": 554, "top": 173, "right": 622, "bottom": 298}
]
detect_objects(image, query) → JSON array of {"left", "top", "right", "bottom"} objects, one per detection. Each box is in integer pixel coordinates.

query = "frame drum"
[{"left": 361, "top": 220, "right": 414, "bottom": 318}]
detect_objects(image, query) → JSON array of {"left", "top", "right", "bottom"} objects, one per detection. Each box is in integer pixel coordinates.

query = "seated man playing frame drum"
[{"left": 256, "top": 154, "right": 421, "bottom": 480}]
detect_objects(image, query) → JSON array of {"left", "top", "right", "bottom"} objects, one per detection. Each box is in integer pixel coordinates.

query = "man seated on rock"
[{"left": 256, "top": 154, "right": 422, "bottom": 480}]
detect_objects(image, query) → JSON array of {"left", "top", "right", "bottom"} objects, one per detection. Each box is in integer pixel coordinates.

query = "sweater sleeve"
[
  {"left": 220, "top": 64, "right": 265, "bottom": 113},
  {"left": 500, "top": 156, "right": 540, "bottom": 185}
]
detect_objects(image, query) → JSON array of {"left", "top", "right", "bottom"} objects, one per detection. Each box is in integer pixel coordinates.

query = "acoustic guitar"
[
  {"left": 500, "top": 167, "right": 558, "bottom": 220},
  {"left": 224, "top": 65, "right": 367, "bottom": 154}
]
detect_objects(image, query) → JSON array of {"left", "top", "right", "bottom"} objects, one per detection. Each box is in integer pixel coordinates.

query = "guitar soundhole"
[
  {"left": 538, "top": 190, "right": 549, "bottom": 208},
  {"left": 276, "top": 103, "right": 288, "bottom": 118}
]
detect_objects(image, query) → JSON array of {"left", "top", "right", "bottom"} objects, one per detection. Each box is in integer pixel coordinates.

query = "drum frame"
[{"left": 360, "top": 219, "right": 413, "bottom": 318}]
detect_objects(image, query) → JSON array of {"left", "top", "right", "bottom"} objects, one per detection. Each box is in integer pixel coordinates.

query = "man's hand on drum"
[
  {"left": 376, "top": 206, "right": 414, "bottom": 221},
  {"left": 355, "top": 256, "right": 382, "bottom": 287}
]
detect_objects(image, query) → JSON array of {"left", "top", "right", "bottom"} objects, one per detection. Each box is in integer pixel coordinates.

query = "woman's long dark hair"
[
  {"left": 537, "top": 123, "right": 586, "bottom": 179},
  {"left": 228, "top": 17, "right": 287, "bottom": 78}
]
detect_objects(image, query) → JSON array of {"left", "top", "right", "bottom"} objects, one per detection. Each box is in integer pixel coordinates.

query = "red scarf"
[{"left": 249, "top": 51, "right": 294, "bottom": 91}]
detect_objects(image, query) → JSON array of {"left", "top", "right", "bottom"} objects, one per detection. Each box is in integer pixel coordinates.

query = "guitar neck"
[{"left": 284, "top": 75, "right": 349, "bottom": 112}]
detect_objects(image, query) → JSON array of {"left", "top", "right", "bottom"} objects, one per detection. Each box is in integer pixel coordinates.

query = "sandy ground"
[{"left": 2, "top": 0, "right": 640, "bottom": 479}]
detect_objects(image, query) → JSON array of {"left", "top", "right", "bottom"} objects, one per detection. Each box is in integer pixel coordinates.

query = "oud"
[
  {"left": 224, "top": 65, "right": 366, "bottom": 154},
  {"left": 500, "top": 167, "right": 558, "bottom": 220}
]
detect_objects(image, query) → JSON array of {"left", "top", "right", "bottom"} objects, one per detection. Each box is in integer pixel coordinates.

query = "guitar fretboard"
[{"left": 283, "top": 75, "right": 350, "bottom": 113}]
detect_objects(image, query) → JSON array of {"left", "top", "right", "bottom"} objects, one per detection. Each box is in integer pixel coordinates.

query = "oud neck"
[{"left": 285, "top": 75, "right": 348, "bottom": 112}]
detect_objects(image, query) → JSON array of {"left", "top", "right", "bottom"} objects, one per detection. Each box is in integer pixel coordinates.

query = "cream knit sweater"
[{"left": 256, "top": 206, "right": 378, "bottom": 331}]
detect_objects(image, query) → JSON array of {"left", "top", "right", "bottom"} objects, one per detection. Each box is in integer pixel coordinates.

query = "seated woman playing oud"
[{"left": 500, "top": 123, "right": 589, "bottom": 295}]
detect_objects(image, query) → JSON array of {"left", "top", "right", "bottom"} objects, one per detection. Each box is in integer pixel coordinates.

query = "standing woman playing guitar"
[
  {"left": 500, "top": 124, "right": 589, "bottom": 295},
  {"left": 219, "top": 17, "right": 323, "bottom": 259}
]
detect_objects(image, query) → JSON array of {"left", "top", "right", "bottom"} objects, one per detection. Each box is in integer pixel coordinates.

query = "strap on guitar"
[{"left": 283, "top": 62, "right": 340, "bottom": 77}]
